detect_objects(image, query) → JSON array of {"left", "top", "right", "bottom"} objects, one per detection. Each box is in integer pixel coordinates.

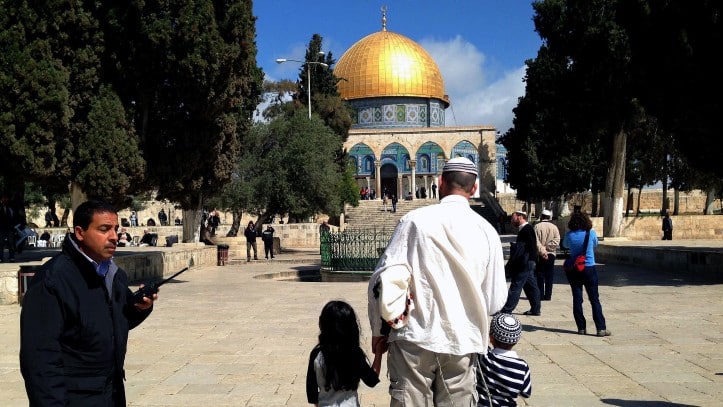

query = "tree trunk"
[
  {"left": 559, "top": 195, "right": 571, "bottom": 217},
  {"left": 70, "top": 182, "right": 87, "bottom": 213},
  {"left": 704, "top": 187, "right": 716, "bottom": 215},
  {"left": 182, "top": 205, "right": 202, "bottom": 243},
  {"left": 227, "top": 210, "right": 241, "bottom": 237},
  {"left": 636, "top": 187, "right": 642, "bottom": 216},
  {"left": 673, "top": 188, "right": 680, "bottom": 215},
  {"left": 625, "top": 186, "right": 632, "bottom": 217},
  {"left": 661, "top": 169, "right": 669, "bottom": 215},
  {"left": 591, "top": 191, "right": 599, "bottom": 217},
  {"left": 602, "top": 127, "right": 627, "bottom": 237}
]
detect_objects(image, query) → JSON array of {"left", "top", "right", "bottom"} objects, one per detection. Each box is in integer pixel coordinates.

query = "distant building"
[{"left": 336, "top": 11, "right": 497, "bottom": 199}]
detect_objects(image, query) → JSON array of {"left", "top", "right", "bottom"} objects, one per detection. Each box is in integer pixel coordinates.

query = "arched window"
[
  {"left": 419, "top": 155, "right": 429, "bottom": 172},
  {"left": 364, "top": 156, "right": 374, "bottom": 173}
]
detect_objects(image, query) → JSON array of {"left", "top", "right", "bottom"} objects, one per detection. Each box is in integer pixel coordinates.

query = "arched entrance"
[{"left": 380, "top": 163, "right": 398, "bottom": 198}]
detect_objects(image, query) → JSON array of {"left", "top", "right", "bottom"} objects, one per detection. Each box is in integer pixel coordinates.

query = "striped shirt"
[{"left": 477, "top": 347, "right": 532, "bottom": 406}]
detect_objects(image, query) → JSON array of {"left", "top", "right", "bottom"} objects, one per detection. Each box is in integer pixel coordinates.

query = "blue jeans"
[
  {"left": 536, "top": 254, "right": 556, "bottom": 300},
  {"left": 502, "top": 260, "right": 541, "bottom": 314},
  {"left": 565, "top": 266, "right": 607, "bottom": 331}
]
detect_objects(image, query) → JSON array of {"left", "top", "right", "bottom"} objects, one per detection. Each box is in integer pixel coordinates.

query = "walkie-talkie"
[{"left": 132, "top": 267, "right": 189, "bottom": 304}]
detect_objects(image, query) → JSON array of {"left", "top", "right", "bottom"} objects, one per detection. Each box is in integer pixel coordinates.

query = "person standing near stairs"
[
  {"left": 391, "top": 194, "right": 398, "bottom": 213},
  {"left": 244, "top": 221, "right": 259, "bottom": 262}
]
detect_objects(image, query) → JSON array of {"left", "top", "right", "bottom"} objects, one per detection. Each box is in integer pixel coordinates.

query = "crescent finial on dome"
[{"left": 381, "top": 5, "right": 387, "bottom": 31}]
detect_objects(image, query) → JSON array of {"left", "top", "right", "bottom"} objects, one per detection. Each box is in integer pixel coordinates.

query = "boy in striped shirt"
[{"left": 477, "top": 313, "right": 532, "bottom": 406}]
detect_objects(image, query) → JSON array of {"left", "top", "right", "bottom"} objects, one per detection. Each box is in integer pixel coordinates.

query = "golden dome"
[{"left": 335, "top": 30, "right": 449, "bottom": 106}]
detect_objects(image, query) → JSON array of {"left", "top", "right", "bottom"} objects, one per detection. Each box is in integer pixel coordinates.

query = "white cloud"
[{"left": 421, "top": 36, "right": 526, "bottom": 132}]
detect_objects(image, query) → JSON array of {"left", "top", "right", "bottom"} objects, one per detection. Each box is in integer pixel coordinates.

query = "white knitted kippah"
[
  {"left": 442, "top": 157, "right": 478, "bottom": 176},
  {"left": 491, "top": 313, "right": 522, "bottom": 344}
]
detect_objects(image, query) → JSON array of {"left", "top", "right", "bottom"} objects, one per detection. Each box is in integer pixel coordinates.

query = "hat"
[
  {"left": 541, "top": 209, "right": 552, "bottom": 218},
  {"left": 442, "top": 157, "right": 478, "bottom": 176},
  {"left": 490, "top": 313, "right": 522, "bottom": 344},
  {"left": 513, "top": 210, "right": 527, "bottom": 218}
]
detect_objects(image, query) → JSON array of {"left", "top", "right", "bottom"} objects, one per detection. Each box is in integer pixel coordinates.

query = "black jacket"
[
  {"left": 244, "top": 226, "right": 257, "bottom": 241},
  {"left": 517, "top": 223, "right": 539, "bottom": 260},
  {"left": 20, "top": 234, "right": 152, "bottom": 406}
]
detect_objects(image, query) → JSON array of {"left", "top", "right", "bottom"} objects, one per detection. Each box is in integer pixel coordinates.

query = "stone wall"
[
  {"left": 1, "top": 244, "right": 217, "bottom": 305},
  {"left": 497, "top": 189, "right": 721, "bottom": 217},
  {"left": 551, "top": 215, "right": 723, "bottom": 241}
]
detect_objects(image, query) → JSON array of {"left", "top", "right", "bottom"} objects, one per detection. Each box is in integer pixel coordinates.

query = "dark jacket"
[
  {"left": 261, "top": 227, "right": 274, "bottom": 244},
  {"left": 244, "top": 225, "right": 257, "bottom": 241},
  {"left": 515, "top": 223, "right": 539, "bottom": 264},
  {"left": 20, "top": 234, "right": 152, "bottom": 406}
]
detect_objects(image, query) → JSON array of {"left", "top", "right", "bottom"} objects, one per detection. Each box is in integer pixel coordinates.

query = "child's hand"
[
  {"left": 372, "top": 336, "right": 388, "bottom": 355},
  {"left": 372, "top": 351, "right": 383, "bottom": 375}
]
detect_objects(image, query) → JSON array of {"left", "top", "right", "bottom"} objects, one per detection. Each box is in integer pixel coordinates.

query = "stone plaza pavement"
[{"left": 1, "top": 241, "right": 722, "bottom": 406}]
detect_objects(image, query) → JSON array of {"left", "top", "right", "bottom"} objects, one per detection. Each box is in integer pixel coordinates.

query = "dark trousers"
[
  {"left": 264, "top": 241, "right": 274, "bottom": 259},
  {"left": 565, "top": 266, "right": 607, "bottom": 332},
  {"left": 536, "top": 253, "right": 556, "bottom": 300},
  {"left": 246, "top": 241, "right": 257, "bottom": 260},
  {"left": 501, "top": 260, "right": 541, "bottom": 314},
  {"left": 663, "top": 230, "right": 672, "bottom": 240}
]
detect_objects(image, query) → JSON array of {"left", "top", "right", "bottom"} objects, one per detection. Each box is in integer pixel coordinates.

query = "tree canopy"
[{"left": 503, "top": 0, "right": 721, "bottom": 235}]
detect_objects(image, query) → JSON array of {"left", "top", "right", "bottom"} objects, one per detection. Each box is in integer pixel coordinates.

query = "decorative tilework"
[
  {"left": 406, "top": 105, "right": 419, "bottom": 123},
  {"left": 360, "top": 108, "right": 373, "bottom": 124},
  {"left": 348, "top": 98, "right": 445, "bottom": 128},
  {"left": 383, "top": 105, "right": 396, "bottom": 123}
]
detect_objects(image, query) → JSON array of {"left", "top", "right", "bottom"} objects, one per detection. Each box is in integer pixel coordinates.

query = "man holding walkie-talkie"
[{"left": 20, "top": 200, "right": 160, "bottom": 406}]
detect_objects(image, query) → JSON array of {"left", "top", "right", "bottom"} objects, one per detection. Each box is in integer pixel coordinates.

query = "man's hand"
[{"left": 134, "top": 284, "right": 157, "bottom": 310}]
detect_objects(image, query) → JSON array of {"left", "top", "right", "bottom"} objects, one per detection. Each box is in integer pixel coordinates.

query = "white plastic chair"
[{"left": 26, "top": 235, "right": 37, "bottom": 247}]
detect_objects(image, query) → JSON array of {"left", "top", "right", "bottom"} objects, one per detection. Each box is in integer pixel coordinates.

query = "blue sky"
[{"left": 253, "top": 1, "right": 542, "bottom": 133}]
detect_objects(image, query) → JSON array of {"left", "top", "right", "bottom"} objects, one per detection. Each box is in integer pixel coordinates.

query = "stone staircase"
[{"left": 343, "top": 198, "right": 502, "bottom": 232}]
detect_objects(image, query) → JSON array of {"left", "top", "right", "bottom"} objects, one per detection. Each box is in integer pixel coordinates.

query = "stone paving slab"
[{"left": 1, "top": 243, "right": 722, "bottom": 406}]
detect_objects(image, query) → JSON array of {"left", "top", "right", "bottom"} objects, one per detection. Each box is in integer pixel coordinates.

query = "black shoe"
[
  {"left": 523, "top": 310, "right": 541, "bottom": 316},
  {"left": 597, "top": 329, "right": 612, "bottom": 337},
  {"left": 578, "top": 329, "right": 586, "bottom": 335}
]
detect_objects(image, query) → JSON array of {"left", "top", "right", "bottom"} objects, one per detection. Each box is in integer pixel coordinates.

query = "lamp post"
[{"left": 276, "top": 54, "right": 327, "bottom": 119}]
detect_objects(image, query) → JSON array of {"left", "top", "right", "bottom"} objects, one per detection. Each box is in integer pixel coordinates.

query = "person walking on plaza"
[
  {"left": 431, "top": 182, "right": 437, "bottom": 199},
  {"left": 368, "top": 157, "right": 508, "bottom": 406},
  {"left": 535, "top": 209, "right": 560, "bottom": 301},
  {"left": 562, "top": 211, "right": 611, "bottom": 337},
  {"left": 19, "top": 200, "right": 158, "bottom": 406},
  {"left": 476, "top": 313, "right": 532, "bottom": 407},
  {"left": 261, "top": 224, "right": 275, "bottom": 259},
  {"left": 501, "top": 210, "right": 542, "bottom": 316},
  {"left": 662, "top": 211, "right": 673, "bottom": 240},
  {"left": 391, "top": 194, "right": 398, "bottom": 213},
  {"left": 244, "top": 221, "right": 258, "bottom": 262},
  {"left": 306, "top": 300, "right": 380, "bottom": 406}
]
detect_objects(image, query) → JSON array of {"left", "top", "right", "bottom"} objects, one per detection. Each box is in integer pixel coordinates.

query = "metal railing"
[{"left": 320, "top": 228, "right": 395, "bottom": 272}]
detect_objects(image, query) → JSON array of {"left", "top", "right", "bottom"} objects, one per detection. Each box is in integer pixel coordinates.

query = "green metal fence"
[{"left": 320, "top": 228, "right": 395, "bottom": 272}]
